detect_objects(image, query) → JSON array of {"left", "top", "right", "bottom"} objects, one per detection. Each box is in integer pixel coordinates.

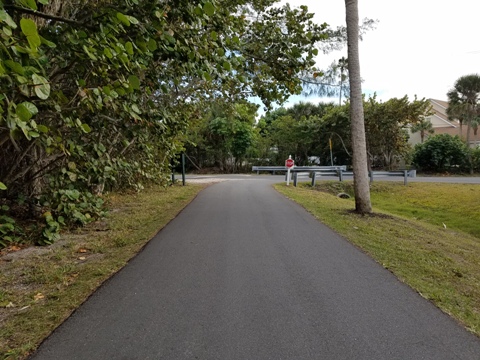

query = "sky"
[{"left": 277, "top": 0, "right": 480, "bottom": 109}]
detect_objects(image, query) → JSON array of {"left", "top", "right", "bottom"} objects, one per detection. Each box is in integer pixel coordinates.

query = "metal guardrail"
[
  {"left": 252, "top": 166, "right": 347, "bottom": 174},
  {"left": 252, "top": 166, "right": 416, "bottom": 186},
  {"left": 293, "top": 169, "right": 416, "bottom": 186}
]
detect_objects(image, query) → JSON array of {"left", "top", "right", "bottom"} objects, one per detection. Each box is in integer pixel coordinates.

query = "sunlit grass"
[{"left": 275, "top": 181, "right": 480, "bottom": 337}]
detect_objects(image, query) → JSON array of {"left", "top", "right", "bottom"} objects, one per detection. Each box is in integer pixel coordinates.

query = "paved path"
[
  {"left": 185, "top": 173, "right": 480, "bottom": 184},
  {"left": 31, "top": 177, "right": 480, "bottom": 359}
]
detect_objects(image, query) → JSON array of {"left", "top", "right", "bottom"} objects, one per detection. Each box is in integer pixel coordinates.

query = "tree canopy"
[
  {"left": 0, "top": 0, "right": 329, "bottom": 245},
  {"left": 253, "top": 96, "right": 432, "bottom": 170},
  {"left": 447, "top": 74, "right": 480, "bottom": 172}
]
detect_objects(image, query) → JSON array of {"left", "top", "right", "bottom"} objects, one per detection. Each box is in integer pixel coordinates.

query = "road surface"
[{"left": 31, "top": 177, "right": 480, "bottom": 359}]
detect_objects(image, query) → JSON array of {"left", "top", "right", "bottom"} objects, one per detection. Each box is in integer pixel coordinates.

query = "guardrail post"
[
  {"left": 339, "top": 170, "right": 343, "bottom": 182},
  {"left": 369, "top": 170, "right": 373, "bottom": 183},
  {"left": 293, "top": 172, "right": 298, "bottom": 187},
  {"left": 182, "top": 153, "right": 186, "bottom": 186},
  {"left": 403, "top": 170, "right": 408, "bottom": 186},
  {"left": 311, "top": 172, "right": 316, "bottom": 186}
]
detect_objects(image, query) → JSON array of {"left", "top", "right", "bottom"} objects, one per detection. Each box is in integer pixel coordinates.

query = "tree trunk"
[
  {"left": 466, "top": 103, "right": 473, "bottom": 146},
  {"left": 345, "top": 0, "right": 372, "bottom": 213},
  {"left": 466, "top": 117, "right": 473, "bottom": 174}
]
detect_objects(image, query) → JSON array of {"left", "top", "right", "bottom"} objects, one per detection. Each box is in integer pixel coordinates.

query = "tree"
[
  {"left": 364, "top": 95, "right": 433, "bottom": 169},
  {"left": 447, "top": 74, "right": 480, "bottom": 173},
  {"left": 301, "top": 57, "right": 350, "bottom": 104},
  {"left": 257, "top": 102, "right": 335, "bottom": 166},
  {"left": 0, "top": 0, "right": 330, "bottom": 245},
  {"left": 411, "top": 119, "right": 434, "bottom": 143},
  {"left": 317, "top": 96, "right": 431, "bottom": 170},
  {"left": 316, "top": 103, "right": 352, "bottom": 165},
  {"left": 345, "top": 0, "right": 371, "bottom": 213},
  {"left": 300, "top": 17, "right": 378, "bottom": 103},
  {"left": 184, "top": 100, "right": 257, "bottom": 172}
]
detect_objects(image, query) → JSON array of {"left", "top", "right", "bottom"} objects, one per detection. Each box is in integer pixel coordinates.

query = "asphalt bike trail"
[{"left": 31, "top": 177, "right": 480, "bottom": 359}]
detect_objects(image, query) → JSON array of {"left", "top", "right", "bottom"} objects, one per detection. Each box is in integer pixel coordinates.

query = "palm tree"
[
  {"left": 446, "top": 102, "right": 466, "bottom": 138},
  {"left": 411, "top": 119, "right": 434, "bottom": 143},
  {"left": 345, "top": 0, "right": 371, "bottom": 213},
  {"left": 447, "top": 74, "right": 480, "bottom": 173}
]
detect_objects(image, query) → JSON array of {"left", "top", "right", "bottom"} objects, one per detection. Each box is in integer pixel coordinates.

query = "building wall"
[{"left": 408, "top": 99, "right": 480, "bottom": 147}]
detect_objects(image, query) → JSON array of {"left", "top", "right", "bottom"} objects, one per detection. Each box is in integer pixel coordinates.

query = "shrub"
[
  {"left": 412, "top": 134, "right": 468, "bottom": 172},
  {"left": 472, "top": 147, "right": 480, "bottom": 172},
  {"left": 0, "top": 183, "right": 22, "bottom": 248}
]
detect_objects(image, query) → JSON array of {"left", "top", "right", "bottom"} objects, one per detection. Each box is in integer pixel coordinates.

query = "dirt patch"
[
  {"left": 0, "top": 308, "right": 13, "bottom": 327},
  {"left": 1, "top": 246, "right": 53, "bottom": 262},
  {"left": 342, "top": 209, "right": 395, "bottom": 219}
]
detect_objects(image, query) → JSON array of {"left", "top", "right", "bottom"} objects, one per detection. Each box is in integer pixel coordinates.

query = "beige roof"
[
  {"left": 427, "top": 99, "right": 457, "bottom": 128},
  {"left": 429, "top": 98, "right": 449, "bottom": 109}
]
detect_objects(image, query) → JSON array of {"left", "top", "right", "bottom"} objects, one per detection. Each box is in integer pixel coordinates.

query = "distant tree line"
[
  {"left": 184, "top": 95, "right": 480, "bottom": 175},
  {"left": 184, "top": 96, "right": 434, "bottom": 172}
]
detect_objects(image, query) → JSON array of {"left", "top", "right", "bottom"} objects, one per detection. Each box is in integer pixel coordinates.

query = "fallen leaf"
[
  {"left": 5, "top": 302, "right": 15, "bottom": 308},
  {"left": 34, "top": 293, "right": 45, "bottom": 301},
  {"left": 78, "top": 248, "right": 88, "bottom": 253},
  {"left": 10, "top": 246, "right": 21, "bottom": 251},
  {"left": 64, "top": 272, "right": 80, "bottom": 285},
  {"left": 78, "top": 256, "right": 86, "bottom": 261}
]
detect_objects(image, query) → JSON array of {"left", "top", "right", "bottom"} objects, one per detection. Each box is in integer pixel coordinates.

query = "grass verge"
[
  {"left": 274, "top": 181, "right": 480, "bottom": 337},
  {"left": 0, "top": 183, "right": 205, "bottom": 359}
]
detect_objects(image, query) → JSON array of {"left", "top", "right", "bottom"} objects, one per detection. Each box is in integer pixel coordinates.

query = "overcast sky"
[{"left": 280, "top": 0, "right": 480, "bottom": 107}]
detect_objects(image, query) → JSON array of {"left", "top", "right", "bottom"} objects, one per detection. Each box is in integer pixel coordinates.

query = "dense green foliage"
[
  {"left": 447, "top": 74, "right": 480, "bottom": 173},
  {"left": 412, "top": 134, "right": 469, "bottom": 172},
  {"left": 472, "top": 147, "right": 480, "bottom": 172},
  {"left": 0, "top": 0, "right": 328, "bottom": 246},
  {"left": 185, "top": 100, "right": 258, "bottom": 172},
  {"left": 254, "top": 96, "right": 432, "bottom": 169},
  {"left": 256, "top": 101, "right": 335, "bottom": 165},
  {"left": 447, "top": 74, "right": 480, "bottom": 139}
]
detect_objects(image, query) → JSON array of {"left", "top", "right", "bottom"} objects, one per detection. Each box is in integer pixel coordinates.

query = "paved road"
[
  {"left": 31, "top": 177, "right": 480, "bottom": 359},
  {"left": 185, "top": 173, "right": 480, "bottom": 184}
]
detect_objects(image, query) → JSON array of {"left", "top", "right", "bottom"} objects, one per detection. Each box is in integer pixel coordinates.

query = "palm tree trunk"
[
  {"left": 345, "top": 0, "right": 372, "bottom": 213},
  {"left": 467, "top": 117, "right": 473, "bottom": 174},
  {"left": 466, "top": 119, "right": 472, "bottom": 146}
]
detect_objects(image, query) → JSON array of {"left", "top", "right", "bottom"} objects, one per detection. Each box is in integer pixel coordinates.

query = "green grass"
[
  {"left": 309, "top": 181, "right": 480, "bottom": 238},
  {"left": 0, "top": 184, "right": 205, "bottom": 359},
  {"left": 274, "top": 181, "right": 480, "bottom": 337}
]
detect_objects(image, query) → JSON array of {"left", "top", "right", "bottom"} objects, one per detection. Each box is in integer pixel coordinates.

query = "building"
[{"left": 408, "top": 99, "right": 480, "bottom": 147}]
